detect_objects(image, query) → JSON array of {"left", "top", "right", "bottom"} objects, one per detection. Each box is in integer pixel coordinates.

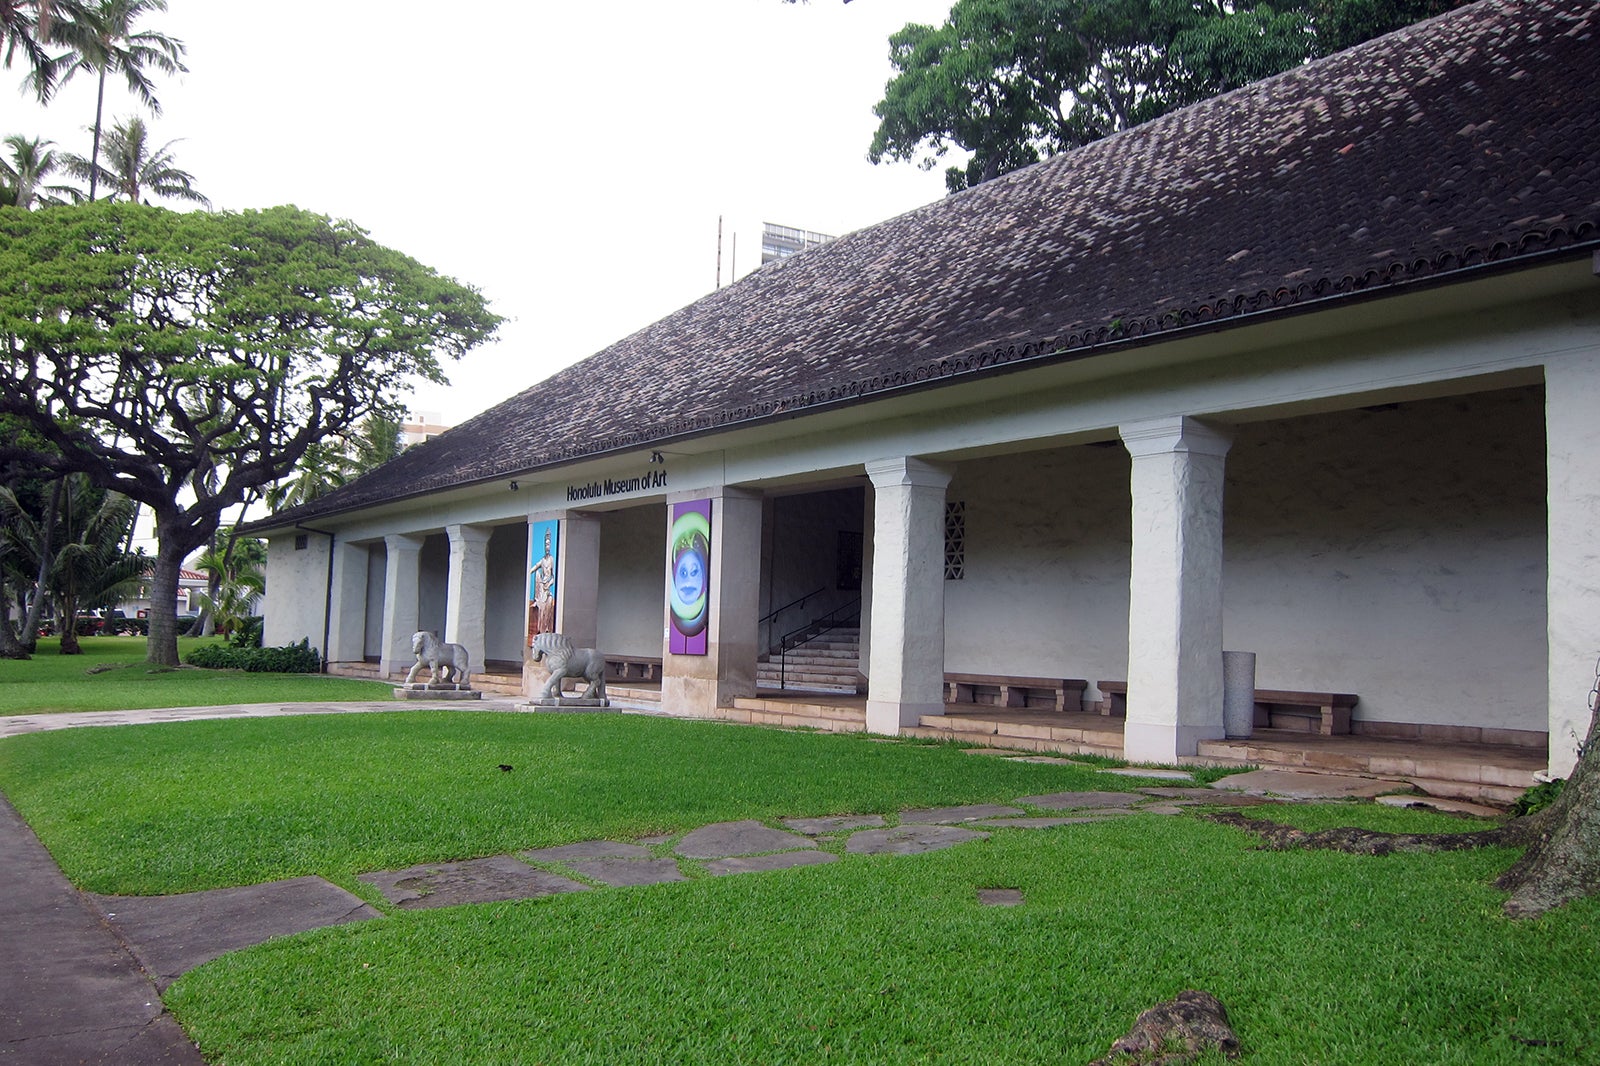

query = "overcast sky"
[{"left": 7, "top": 0, "right": 958, "bottom": 426}]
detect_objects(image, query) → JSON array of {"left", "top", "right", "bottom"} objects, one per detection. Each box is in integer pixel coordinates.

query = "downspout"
[{"left": 297, "top": 523, "right": 337, "bottom": 674}]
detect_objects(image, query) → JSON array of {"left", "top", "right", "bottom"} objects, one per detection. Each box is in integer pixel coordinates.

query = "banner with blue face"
[{"left": 668, "top": 500, "right": 710, "bottom": 655}]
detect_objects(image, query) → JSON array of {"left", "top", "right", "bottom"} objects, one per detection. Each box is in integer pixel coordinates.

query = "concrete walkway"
[{"left": 1, "top": 701, "right": 1493, "bottom": 1064}]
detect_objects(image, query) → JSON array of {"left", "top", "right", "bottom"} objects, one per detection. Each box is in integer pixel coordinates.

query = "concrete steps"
[
  {"left": 723, "top": 695, "right": 866, "bottom": 733},
  {"left": 1191, "top": 733, "right": 1542, "bottom": 808},
  {"left": 907, "top": 711, "right": 1125, "bottom": 759},
  {"left": 756, "top": 630, "right": 862, "bottom": 695}
]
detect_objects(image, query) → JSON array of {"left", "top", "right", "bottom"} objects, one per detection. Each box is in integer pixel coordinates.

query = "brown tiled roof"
[{"left": 263, "top": 0, "right": 1600, "bottom": 529}]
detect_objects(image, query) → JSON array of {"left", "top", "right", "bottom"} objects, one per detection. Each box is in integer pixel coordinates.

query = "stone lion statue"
[
  {"left": 530, "top": 632, "right": 607, "bottom": 701},
  {"left": 406, "top": 630, "right": 471, "bottom": 686}
]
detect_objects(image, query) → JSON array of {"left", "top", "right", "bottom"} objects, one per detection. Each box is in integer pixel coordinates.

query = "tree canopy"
[
  {"left": 0, "top": 201, "right": 503, "bottom": 665},
  {"left": 870, "top": 0, "right": 1469, "bottom": 192}
]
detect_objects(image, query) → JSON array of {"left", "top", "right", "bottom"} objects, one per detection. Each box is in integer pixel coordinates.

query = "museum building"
[{"left": 253, "top": 0, "right": 1600, "bottom": 783}]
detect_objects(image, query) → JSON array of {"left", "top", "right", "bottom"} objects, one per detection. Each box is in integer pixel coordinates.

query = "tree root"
[{"left": 1201, "top": 810, "right": 1536, "bottom": 856}]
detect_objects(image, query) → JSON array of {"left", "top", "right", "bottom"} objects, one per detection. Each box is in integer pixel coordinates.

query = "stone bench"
[
  {"left": 1252, "top": 689, "right": 1358, "bottom": 735},
  {"left": 1095, "top": 680, "right": 1128, "bottom": 717},
  {"left": 945, "top": 673, "right": 1088, "bottom": 713},
  {"left": 1094, "top": 681, "right": 1357, "bottom": 735},
  {"left": 605, "top": 656, "right": 663, "bottom": 683}
]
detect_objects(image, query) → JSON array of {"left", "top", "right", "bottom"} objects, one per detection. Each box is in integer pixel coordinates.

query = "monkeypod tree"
[{"left": 0, "top": 201, "right": 502, "bottom": 666}]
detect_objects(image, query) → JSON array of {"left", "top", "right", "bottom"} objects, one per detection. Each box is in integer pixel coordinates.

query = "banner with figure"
[
  {"left": 668, "top": 500, "right": 711, "bottom": 655},
  {"left": 527, "top": 520, "right": 559, "bottom": 645}
]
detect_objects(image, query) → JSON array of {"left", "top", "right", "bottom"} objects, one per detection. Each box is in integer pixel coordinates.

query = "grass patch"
[
  {"left": 5, "top": 712, "right": 1590, "bottom": 1064},
  {"left": 0, "top": 711, "right": 1202, "bottom": 894},
  {"left": 163, "top": 814, "right": 1599, "bottom": 1065},
  {"left": 0, "top": 636, "right": 394, "bottom": 714}
]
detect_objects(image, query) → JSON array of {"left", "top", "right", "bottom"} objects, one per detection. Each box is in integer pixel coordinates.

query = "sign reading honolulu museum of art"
[{"left": 566, "top": 469, "right": 668, "bottom": 503}]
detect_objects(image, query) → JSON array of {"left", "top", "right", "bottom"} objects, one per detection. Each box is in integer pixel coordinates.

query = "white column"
[
  {"left": 1120, "top": 417, "right": 1233, "bottom": 762},
  {"left": 1546, "top": 351, "right": 1600, "bottom": 777},
  {"left": 325, "top": 540, "right": 369, "bottom": 663},
  {"left": 864, "top": 457, "right": 952, "bottom": 734},
  {"left": 444, "top": 524, "right": 491, "bottom": 671},
  {"left": 378, "top": 533, "right": 424, "bottom": 677},
  {"left": 555, "top": 512, "right": 602, "bottom": 648},
  {"left": 662, "top": 487, "right": 763, "bottom": 716}
]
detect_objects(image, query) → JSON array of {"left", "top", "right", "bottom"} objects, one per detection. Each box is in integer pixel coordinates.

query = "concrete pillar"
[
  {"left": 864, "top": 457, "right": 952, "bottom": 734},
  {"left": 1545, "top": 351, "right": 1600, "bottom": 777},
  {"left": 325, "top": 540, "right": 370, "bottom": 663},
  {"left": 444, "top": 524, "right": 491, "bottom": 669},
  {"left": 555, "top": 512, "right": 602, "bottom": 648},
  {"left": 378, "top": 533, "right": 424, "bottom": 677},
  {"left": 1120, "top": 417, "right": 1233, "bottom": 762},
  {"left": 662, "top": 487, "right": 763, "bottom": 716}
]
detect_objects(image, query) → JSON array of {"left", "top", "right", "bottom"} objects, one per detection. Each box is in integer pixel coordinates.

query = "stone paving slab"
[
  {"left": 0, "top": 793, "right": 205, "bottom": 1064},
  {"left": 359, "top": 855, "right": 589, "bottom": 909},
  {"left": 1210, "top": 769, "right": 1407, "bottom": 801},
  {"left": 705, "top": 852, "right": 839, "bottom": 877},
  {"left": 1016, "top": 790, "right": 1144, "bottom": 810},
  {"left": 971, "top": 816, "right": 1111, "bottom": 829},
  {"left": 1099, "top": 767, "right": 1196, "bottom": 781},
  {"left": 93, "top": 876, "right": 381, "bottom": 989},
  {"left": 522, "top": 841, "right": 654, "bottom": 861},
  {"left": 845, "top": 825, "right": 989, "bottom": 855},
  {"left": 900, "top": 804, "right": 1025, "bottom": 824},
  {"left": 566, "top": 858, "right": 686, "bottom": 887},
  {"left": 674, "top": 820, "right": 816, "bottom": 858},
  {"left": 1137, "top": 788, "right": 1284, "bottom": 807},
  {"left": 1376, "top": 794, "right": 1503, "bottom": 818},
  {"left": 977, "top": 888, "right": 1025, "bottom": 907},
  {"left": 782, "top": 814, "right": 887, "bottom": 835}
]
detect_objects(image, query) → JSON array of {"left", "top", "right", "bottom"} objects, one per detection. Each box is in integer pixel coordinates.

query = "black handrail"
[
  {"left": 777, "top": 597, "right": 861, "bottom": 691},
  {"left": 758, "top": 585, "right": 826, "bottom": 654}
]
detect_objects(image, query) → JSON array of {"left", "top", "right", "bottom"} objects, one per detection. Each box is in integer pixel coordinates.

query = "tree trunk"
[
  {"left": 19, "top": 477, "right": 63, "bottom": 654},
  {"left": 88, "top": 65, "right": 107, "bottom": 201},
  {"left": 0, "top": 585, "right": 28, "bottom": 659},
  {"left": 1496, "top": 700, "right": 1600, "bottom": 918},
  {"left": 145, "top": 539, "right": 185, "bottom": 668}
]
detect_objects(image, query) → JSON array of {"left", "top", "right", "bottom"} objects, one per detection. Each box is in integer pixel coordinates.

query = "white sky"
[{"left": 6, "top": 0, "right": 958, "bottom": 426}]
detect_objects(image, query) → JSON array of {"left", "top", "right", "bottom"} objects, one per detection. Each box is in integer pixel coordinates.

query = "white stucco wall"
[
  {"left": 417, "top": 534, "right": 448, "bottom": 637},
  {"left": 1223, "top": 387, "right": 1545, "bottom": 731},
  {"left": 597, "top": 504, "right": 666, "bottom": 658},
  {"left": 363, "top": 543, "right": 385, "bottom": 659},
  {"left": 944, "top": 444, "right": 1132, "bottom": 686},
  {"left": 939, "top": 386, "right": 1546, "bottom": 732},
  {"left": 484, "top": 523, "right": 529, "bottom": 665},
  {"left": 262, "top": 532, "right": 331, "bottom": 651}
]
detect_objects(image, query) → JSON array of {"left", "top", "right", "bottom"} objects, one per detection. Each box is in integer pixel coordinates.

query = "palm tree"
[
  {"left": 37, "top": 0, "right": 184, "bottom": 201},
  {"left": 0, "top": 134, "right": 83, "bottom": 207},
  {"left": 72, "top": 114, "right": 207, "bottom": 205},
  {"left": 0, "top": 1, "right": 84, "bottom": 98},
  {"left": 0, "top": 474, "right": 141, "bottom": 655}
]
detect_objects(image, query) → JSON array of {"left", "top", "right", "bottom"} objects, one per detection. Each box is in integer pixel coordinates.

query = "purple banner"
[{"left": 668, "top": 499, "right": 711, "bottom": 655}]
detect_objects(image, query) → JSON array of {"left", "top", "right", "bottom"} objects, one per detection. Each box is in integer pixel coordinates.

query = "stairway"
[{"left": 756, "top": 627, "right": 862, "bottom": 695}]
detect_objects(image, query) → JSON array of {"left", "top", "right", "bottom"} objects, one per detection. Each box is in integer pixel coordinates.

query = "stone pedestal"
[
  {"left": 523, "top": 697, "right": 612, "bottom": 712},
  {"left": 395, "top": 683, "right": 482, "bottom": 701}
]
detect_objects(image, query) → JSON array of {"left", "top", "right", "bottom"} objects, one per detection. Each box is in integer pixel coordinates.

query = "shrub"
[
  {"left": 228, "top": 616, "right": 264, "bottom": 649},
  {"left": 1510, "top": 778, "right": 1564, "bottom": 817},
  {"left": 184, "top": 638, "right": 321, "bottom": 674}
]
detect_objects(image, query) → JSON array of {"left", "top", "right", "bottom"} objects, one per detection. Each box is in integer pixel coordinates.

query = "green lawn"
[
  {"left": 3, "top": 709, "right": 1595, "bottom": 1064},
  {"left": 0, "top": 636, "right": 395, "bottom": 714}
]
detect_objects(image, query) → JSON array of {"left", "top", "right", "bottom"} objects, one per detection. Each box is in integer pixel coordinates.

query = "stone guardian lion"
[
  {"left": 406, "top": 630, "right": 471, "bottom": 686},
  {"left": 530, "top": 632, "right": 607, "bottom": 701}
]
